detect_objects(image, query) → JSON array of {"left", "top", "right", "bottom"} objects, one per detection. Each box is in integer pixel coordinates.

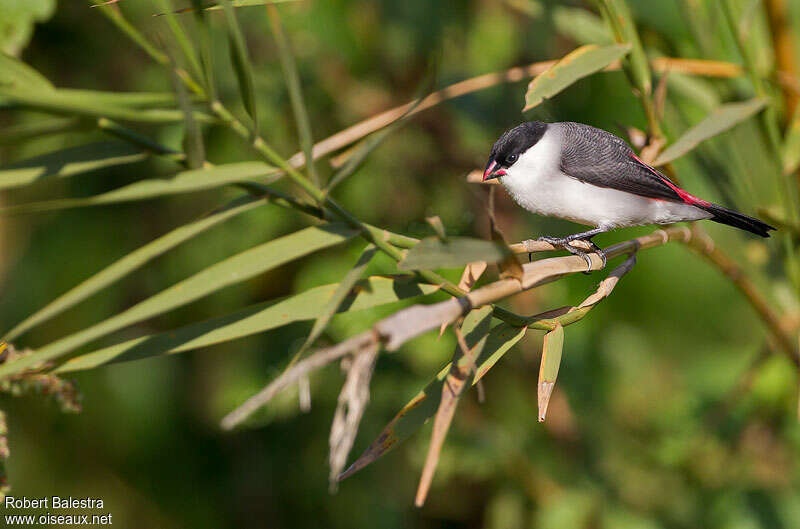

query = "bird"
[{"left": 483, "top": 121, "right": 775, "bottom": 268}]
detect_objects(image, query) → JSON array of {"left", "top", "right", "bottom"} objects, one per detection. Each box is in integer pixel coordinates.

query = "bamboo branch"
[
  {"left": 681, "top": 225, "right": 800, "bottom": 366},
  {"left": 765, "top": 0, "right": 798, "bottom": 119},
  {"left": 220, "top": 227, "right": 689, "bottom": 429},
  {"left": 284, "top": 58, "right": 746, "bottom": 169}
]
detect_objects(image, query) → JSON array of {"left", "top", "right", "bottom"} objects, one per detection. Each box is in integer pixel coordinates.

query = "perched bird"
[{"left": 483, "top": 121, "right": 775, "bottom": 267}]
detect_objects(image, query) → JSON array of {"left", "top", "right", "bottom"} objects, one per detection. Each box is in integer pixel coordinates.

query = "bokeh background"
[{"left": 2, "top": 1, "right": 800, "bottom": 527}]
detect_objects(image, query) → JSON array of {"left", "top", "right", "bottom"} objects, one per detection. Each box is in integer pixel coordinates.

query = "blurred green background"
[{"left": 1, "top": 1, "right": 800, "bottom": 527}]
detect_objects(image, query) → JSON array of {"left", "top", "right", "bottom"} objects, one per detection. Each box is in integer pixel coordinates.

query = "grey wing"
[{"left": 555, "top": 122, "right": 682, "bottom": 202}]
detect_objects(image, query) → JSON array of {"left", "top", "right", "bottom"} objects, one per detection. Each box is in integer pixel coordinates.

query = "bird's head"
[{"left": 483, "top": 121, "right": 548, "bottom": 181}]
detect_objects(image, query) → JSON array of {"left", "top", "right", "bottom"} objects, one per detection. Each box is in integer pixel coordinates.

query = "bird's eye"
[{"left": 506, "top": 154, "right": 518, "bottom": 165}]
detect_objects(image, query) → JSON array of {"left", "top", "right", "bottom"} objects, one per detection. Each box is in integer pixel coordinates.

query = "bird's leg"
[{"left": 536, "top": 227, "right": 609, "bottom": 271}]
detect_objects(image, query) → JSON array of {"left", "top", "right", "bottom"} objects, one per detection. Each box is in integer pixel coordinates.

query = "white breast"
[{"left": 498, "top": 126, "right": 711, "bottom": 228}]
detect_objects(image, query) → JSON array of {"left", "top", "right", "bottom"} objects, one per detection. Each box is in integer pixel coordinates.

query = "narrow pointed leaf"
[
  {"left": 267, "top": 5, "right": 319, "bottom": 185},
  {"left": 154, "top": 0, "right": 204, "bottom": 82},
  {"left": 782, "top": 106, "right": 800, "bottom": 175},
  {"left": 538, "top": 323, "right": 564, "bottom": 422},
  {"left": 338, "top": 317, "right": 527, "bottom": 482},
  {"left": 596, "top": 0, "right": 651, "bottom": 95},
  {"left": 55, "top": 276, "right": 438, "bottom": 372},
  {"left": 415, "top": 307, "right": 493, "bottom": 506},
  {"left": 523, "top": 44, "right": 630, "bottom": 111},
  {"left": 1, "top": 161, "right": 278, "bottom": 214},
  {"left": 168, "top": 46, "right": 205, "bottom": 169},
  {"left": 0, "top": 53, "right": 54, "bottom": 91},
  {"left": 192, "top": 0, "right": 217, "bottom": 101},
  {"left": 552, "top": 7, "right": 611, "bottom": 45},
  {"left": 473, "top": 323, "right": 527, "bottom": 381},
  {"left": 0, "top": 118, "right": 82, "bottom": 146},
  {"left": 291, "top": 246, "right": 378, "bottom": 365},
  {"left": 54, "top": 89, "right": 181, "bottom": 108},
  {"left": 0, "top": 223, "right": 358, "bottom": 377},
  {"left": 654, "top": 98, "right": 768, "bottom": 166},
  {"left": 398, "top": 237, "right": 510, "bottom": 271},
  {"left": 0, "top": 142, "right": 147, "bottom": 191},
  {"left": 3, "top": 194, "right": 271, "bottom": 341},
  {"left": 0, "top": 86, "right": 212, "bottom": 124},
  {"left": 155, "top": 0, "right": 299, "bottom": 15},
  {"left": 223, "top": 0, "right": 258, "bottom": 128}
]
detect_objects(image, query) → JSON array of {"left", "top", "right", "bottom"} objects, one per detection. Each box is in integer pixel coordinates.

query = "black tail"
[{"left": 699, "top": 203, "right": 775, "bottom": 238}]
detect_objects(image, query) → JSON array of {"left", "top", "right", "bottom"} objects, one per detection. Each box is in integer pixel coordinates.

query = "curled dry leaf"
[
  {"left": 329, "top": 344, "right": 379, "bottom": 490},
  {"left": 338, "top": 319, "right": 526, "bottom": 484},
  {"left": 415, "top": 307, "right": 492, "bottom": 506}
]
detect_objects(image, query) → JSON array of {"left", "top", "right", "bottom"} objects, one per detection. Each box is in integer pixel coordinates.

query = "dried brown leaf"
[
  {"left": 415, "top": 308, "right": 492, "bottom": 506},
  {"left": 329, "top": 344, "right": 379, "bottom": 490}
]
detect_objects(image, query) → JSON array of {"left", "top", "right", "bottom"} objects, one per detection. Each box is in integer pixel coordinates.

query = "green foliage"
[
  {"left": 398, "top": 237, "right": 510, "bottom": 270},
  {"left": 654, "top": 98, "right": 768, "bottom": 166},
  {"left": 1, "top": 0, "right": 799, "bottom": 527},
  {"left": 0, "top": 0, "right": 55, "bottom": 56},
  {"left": 523, "top": 43, "right": 631, "bottom": 111}
]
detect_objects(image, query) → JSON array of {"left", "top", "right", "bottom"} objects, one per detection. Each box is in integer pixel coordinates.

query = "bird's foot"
[{"left": 536, "top": 236, "right": 606, "bottom": 272}]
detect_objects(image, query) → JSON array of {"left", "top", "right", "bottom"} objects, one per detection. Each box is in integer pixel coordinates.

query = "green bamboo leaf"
[
  {"left": 782, "top": 106, "right": 800, "bottom": 175},
  {"left": 190, "top": 0, "right": 218, "bottom": 101},
  {"left": 1, "top": 161, "right": 278, "bottom": 214},
  {"left": 94, "top": 2, "right": 168, "bottom": 65},
  {"left": 267, "top": 5, "right": 319, "bottom": 186},
  {"left": 167, "top": 45, "right": 205, "bottom": 169},
  {"left": 291, "top": 245, "right": 378, "bottom": 365},
  {"left": 155, "top": 0, "right": 299, "bottom": 16},
  {"left": 0, "top": 142, "right": 147, "bottom": 191},
  {"left": 596, "top": 0, "right": 651, "bottom": 95},
  {"left": 338, "top": 316, "right": 527, "bottom": 482},
  {"left": 653, "top": 98, "right": 768, "bottom": 166},
  {"left": 3, "top": 193, "right": 272, "bottom": 342},
  {"left": 154, "top": 0, "right": 204, "bottom": 83},
  {"left": 538, "top": 323, "right": 564, "bottom": 422},
  {"left": 523, "top": 44, "right": 631, "bottom": 111},
  {"left": 664, "top": 73, "right": 720, "bottom": 112},
  {"left": 0, "top": 223, "right": 358, "bottom": 378},
  {"left": 0, "top": 118, "right": 82, "bottom": 146},
  {"left": 54, "top": 89, "right": 181, "bottom": 108},
  {"left": 0, "top": 86, "right": 213, "bottom": 124},
  {"left": 223, "top": 0, "right": 258, "bottom": 129},
  {"left": 552, "top": 7, "right": 612, "bottom": 45},
  {"left": 473, "top": 323, "right": 528, "bottom": 381},
  {"left": 398, "top": 236, "right": 511, "bottom": 271},
  {"left": 55, "top": 276, "right": 438, "bottom": 373},
  {"left": 0, "top": 52, "right": 54, "bottom": 91}
]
